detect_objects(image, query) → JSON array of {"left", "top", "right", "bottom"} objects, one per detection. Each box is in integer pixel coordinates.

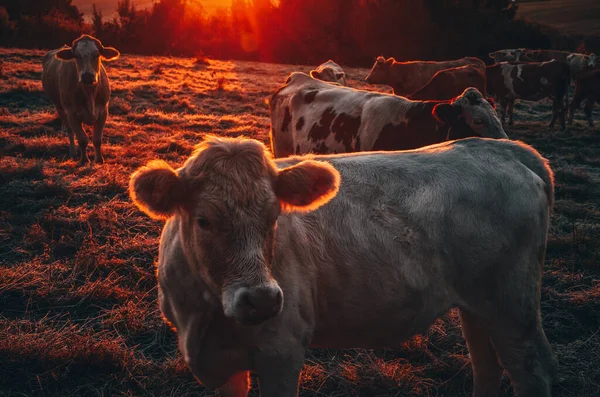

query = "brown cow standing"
[
  {"left": 486, "top": 60, "right": 570, "bottom": 130},
  {"left": 408, "top": 64, "right": 487, "bottom": 101},
  {"left": 568, "top": 68, "right": 600, "bottom": 127},
  {"left": 365, "top": 56, "right": 485, "bottom": 96},
  {"left": 42, "top": 35, "right": 120, "bottom": 165}
]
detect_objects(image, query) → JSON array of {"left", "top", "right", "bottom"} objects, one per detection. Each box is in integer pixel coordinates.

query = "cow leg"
[
  {"left": 490, "top": 315, "right": 557, "bottom": 397},
  {"left": 584, "top": 98, "right": 595, "bottom": 128},
  {"left": 67, "top": 113, "right": 89, "bottom": 165},
  {"left": 254, "top": 347, "right": 305, "bottom": 397},
  {"left": 93, "top": 110, "right": 107, "bottom": 164},
  {"left": 218, "top": 371, "right": 250, "bottom": 397},
  {"left": 459, "top": 309, "right": 503, "bottom": 397},
  {"left": 568, "top": 97, "right": 579, "bottom": 126},
  {"left": 507, "top": 100, "right": 515, "bottom": 126},
  {"left": 57, "top": 108, "right": 76, "bottom": 158},
  {"left": 499, "top": 98, "right": 508, "bottom": 125}
]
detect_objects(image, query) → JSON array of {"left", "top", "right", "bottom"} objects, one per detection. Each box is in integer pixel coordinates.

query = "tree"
[{"left": 92, "top": 4, "right": 103, "bottom": 36}]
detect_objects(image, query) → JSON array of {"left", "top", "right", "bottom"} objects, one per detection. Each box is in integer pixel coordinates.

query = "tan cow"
[
  {"left": 129, "top": 135, "right": 557, "bottom": 397},
  {"left": 566, "top": 53, "right": 596, "bottom": 83},
  {"left": 365, "top": 56, "right": 485, "bottom": 96},
  {"left": 42, "top": 34, "right": 120, "bottom": 165},
  {"left": 309, "top": 60, "right": 347, "bottom": 86},
  {"left": 408, "top": 64, "right": 487, "bottom": 101}
]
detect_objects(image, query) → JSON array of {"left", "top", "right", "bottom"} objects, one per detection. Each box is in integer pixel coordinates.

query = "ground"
[
  {"left": 0, "top": 48, "right": 599, "bottom": 396},
  {"left": 517, "top": 0, "right": 600, "bottom": 36}
]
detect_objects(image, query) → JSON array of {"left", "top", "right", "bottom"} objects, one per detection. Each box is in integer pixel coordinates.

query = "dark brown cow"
[
  {"left": 365, "top": 56, "right": 485, "bottom": 96},
  {"left": 408, "top": 64, "right": 487, "bottom": 101},
  {"left": 486, "top": 60, "right": 570, "bottom": 130},
  {"left": 270, "top": 73, "right": 506, "bottom": 158},
  {"left": 568, "top": 68, "right": 600, "bottom": 127}
]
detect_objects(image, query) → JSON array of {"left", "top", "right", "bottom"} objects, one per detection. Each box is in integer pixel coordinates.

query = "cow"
[
  {"left": 486, "top": 60, "right": 570, "bottom": 130},
  {"left": 129, "top": 134, "right": 558, "bottom": 397},
  {"left": 408, "top": 64, "right": 487, "bottom": 101},
  {"left": 309, "top": 60, "right": 347, "bottom": 86},
  {"left": 523, "top": 49, "right": 571, "bottom": 62},
  {"left": 269, "top": 72, "right": 506, "bottom": 158},
  {"left": 365, "top": 56, "right": 485, "bottom": 96},
  {"left": 568, "top": 67, "right": 599, "bottom": 127},
  {"left": 566, "top": 53, "right": 597, "bottom": 83},
  {"left": 488, "top": 48, "right": 527, "bottom": 63},
  {"left": 41, "top": 34, "right": 120, "bottom": 165}
]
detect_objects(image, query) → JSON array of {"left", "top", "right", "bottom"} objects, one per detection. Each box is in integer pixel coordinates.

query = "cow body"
[
  {"left": 486, "top": 60, "right": 570, "bottom": 130},
  {"left": 130, "top": 136, "right": 557, "bottom": 397},
  {"left": 488, "top": 48, "right": 527, "bottom": 63},
  {"left": 568, "top": 68, "right": 600, "bottom": 127},
  {"left": 524, "top": 49, "right": 571, "bottom": 62},
  {"left": 408, "top": 64, "right": 487, "bottom": 101},
  {"left": 41, "top": 35, "right": 119, "bottom": 165},
  {"left": 309, "top": 60, "right": 347, "bottom": 86},
  {"left": 270, "top": 73, "right": 505, "bottom": 157},
  {"left": 566, "top": 53, "right": 597, "bottom": 83},
  {"left": 365, "top": 56, "right": 485, "bottom": 96}
]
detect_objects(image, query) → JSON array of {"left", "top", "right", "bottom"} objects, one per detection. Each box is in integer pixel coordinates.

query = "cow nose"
[
  {"left": 238, "top": 285, "right": 283, "bottom": 325},
  {"left": 81, "top": 72, "right": 97, "bottom": 85}
]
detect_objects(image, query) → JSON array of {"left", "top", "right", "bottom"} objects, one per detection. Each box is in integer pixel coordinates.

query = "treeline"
[{"left": 0, "top": 0, "right": 596, "bottom": 66}]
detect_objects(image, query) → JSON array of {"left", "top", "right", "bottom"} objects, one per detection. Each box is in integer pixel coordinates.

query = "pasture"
[
  {"left": 1, "top": 48, "right": 599, "bottom": 396},
  {"left": 517, "top": 0, "right": 600, "bottom": 36}
]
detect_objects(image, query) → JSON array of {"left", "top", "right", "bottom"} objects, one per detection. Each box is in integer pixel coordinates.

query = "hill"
[
  {"left": 0, "top": 48, "right": 599, "bottom": 396},
  {"left": 517, "top": 0, "right": 600, "bottom": 36}
]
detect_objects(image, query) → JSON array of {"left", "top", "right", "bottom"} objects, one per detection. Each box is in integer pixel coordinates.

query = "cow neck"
[{"left": 79, "top": 83, "right": 98, "bottom": 120}]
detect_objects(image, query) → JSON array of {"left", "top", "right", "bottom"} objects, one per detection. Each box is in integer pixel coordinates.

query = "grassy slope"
[
  {"left": 517, "top": 0, "right": 600, "bottom": 36},
  {"left": 0, "top": 48, "right": 599, "bottom": 396}
]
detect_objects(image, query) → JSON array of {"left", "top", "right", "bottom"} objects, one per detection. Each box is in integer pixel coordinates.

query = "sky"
[{"left": 73, "top": 0, "right": 231, "bottom": 20}]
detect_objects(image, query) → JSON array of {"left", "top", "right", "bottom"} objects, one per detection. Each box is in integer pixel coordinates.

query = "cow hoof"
[
  {"left": 95, "top": 156, "right": 104, "bottom": 164},
  {"left": 78, "top": 157, "right": 90, "bottom": 166}
]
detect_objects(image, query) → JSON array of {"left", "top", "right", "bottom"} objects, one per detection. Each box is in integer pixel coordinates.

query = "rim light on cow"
[
  {"left": 129, "top": 137, "right": 341, "bottom": 325},
  {"left": 55, "top": 35, "right": 120, "bottom": 86}
]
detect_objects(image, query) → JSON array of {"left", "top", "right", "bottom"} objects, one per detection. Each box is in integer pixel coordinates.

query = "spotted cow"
[
  {"left": 486, "top": 60, "right": 570, "bottom": 130},
  {"left": 270, "top": 73, "right": 506, "bottom": 158}
]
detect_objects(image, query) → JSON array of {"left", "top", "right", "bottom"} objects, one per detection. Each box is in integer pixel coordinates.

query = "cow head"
[
  {"left": 310, "top": 68, "right": 347, "bottom": 86},
  {"left": 433, "top": 87, "right": 507, "bottom": 140},
  {"left": 129, "top": 136, "right": 340, "bottom": 325},
  {"left": 365, "top": 56, "right": 394, "bottom": 85},
  {"left": 55, "top": 34, "right": 120, "bottom": 86},
  {"left": 588, "top": 53, "right": 597, "bottom": 67}
]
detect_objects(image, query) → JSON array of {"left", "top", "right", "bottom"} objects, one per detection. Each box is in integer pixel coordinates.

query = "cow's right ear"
[
  {"left": 274, "top": 160, "right": 340, "bottom": 213},
  {"left": 101, "top": 46, "right": 120, "bottom": 61},
  {"left": 309, "top": 70, "right": 321, "bottom": 79},
  {"left": 129, "top": 160, "right": 186, "bottom": 220},
  {"left": 385, "top": 57, "right": 394, "bottom": 65},
  {"left": 55, "top": 47, "right": 74, "bottom": 61},
  {"left": 432, "top": 103, "right": 462, "bottom": 124}
]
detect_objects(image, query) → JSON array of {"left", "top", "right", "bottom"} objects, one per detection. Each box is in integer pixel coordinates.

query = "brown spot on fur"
[
  {"left": 282, "top": 106, "right": 291, "bottom": 133},
  {"left": 308, "top": 107, "right": 337, "bottom": 142},
  {"left": 296, "top": 116, "right": 305, "bottom": 131},
  {"left": 305, "top": 90, "right": 318, "bottom": 103}
]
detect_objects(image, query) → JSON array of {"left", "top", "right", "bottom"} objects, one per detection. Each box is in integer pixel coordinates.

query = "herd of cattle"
[{"left": 39, "top": 34, "right": 581, "bottom": 396}]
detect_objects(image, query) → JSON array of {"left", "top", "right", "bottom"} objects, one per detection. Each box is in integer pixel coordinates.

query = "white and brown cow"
[
  {"left": 408, "top": 64, "right": 487, "bottom": 101},
  {"left": 568, "top": 67, "right": 600, "bottom": 127},
  {"left": 309, "top": 60, "right": 347, "bottom": 86},
  {"left": 365, "top": 56, "right": 485, "bottom": 96},
  {"left": 270, "top": 72, "right": 506, "bottom": 158},
  {"left": 486, "top": 60, "right": 570, "bottom": 130},
  {"left": 566, "top": 53, "right": 597, "bottom": 83},
  {"left": 129, "top": 135, "right": 558, "bottom": 397},
  {"left": 42, "top": 34, "right": 120, "bottom": 165},
  {"left": 488, "top": 48, "right": 527, "bottom": 63}
]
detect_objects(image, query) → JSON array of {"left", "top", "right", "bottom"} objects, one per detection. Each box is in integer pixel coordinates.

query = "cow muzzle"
[
  {"left": 223, "top": 281, "right": 283, "bottom": 325},
  {"left": 80, "top": 72, "right": 98, "bottom": 86}
]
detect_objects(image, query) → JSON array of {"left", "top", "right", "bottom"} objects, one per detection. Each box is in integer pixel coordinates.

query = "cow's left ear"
[
  {"left": 334, "top": 71, "right": 345, "bottom": 80},
  {"left": 274, "top": 160, "right": 340, "bottom": 213},
  {"left": 309, "top": 70, "right": 321, "bottom": 79},
  {"left": 432, "top": 103, "right": 462, "bottom": 124},
  {"left": 101, "top": 47, "right": 120, "bottom": 61},
  {"left": 55, "top": 47, "right": 74, "bottom": 61}
]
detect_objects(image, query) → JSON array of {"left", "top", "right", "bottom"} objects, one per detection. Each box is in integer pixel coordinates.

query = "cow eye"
[{"left": 197, "top": 217, "right": 211, "bottom": 229}]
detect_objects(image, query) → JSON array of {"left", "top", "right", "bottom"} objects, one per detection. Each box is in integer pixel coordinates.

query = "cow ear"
[
  {"left": 433, "top": 103, "right": 462, "bottom": 124},
  {"left": 385, "top": 57, "right": 394, "bottom": 65},
  {"left": 101, "top": 46, "right": 120, "bottom": 61},
  {"left": 488, "top": 52, "right": 495, "bottom": 59},
  {"left": 274, "top": 160, "right": 340, "bottom": 213},
  {"left": 55, "top": 47, "right": 74, "bottom": 61},
  {"left": 334, "top": 71, "right": 345, "bottom": 80},
  {"left": 309, "top": 70, "right": 321, "bottom": 79},
  {"left": 129, "top": 160, "right": 186, "bottom": 220}
]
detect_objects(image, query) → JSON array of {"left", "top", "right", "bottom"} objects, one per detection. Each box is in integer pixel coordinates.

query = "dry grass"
[{"left": 1, "top": 47, "right": 599, "bottom": 396}]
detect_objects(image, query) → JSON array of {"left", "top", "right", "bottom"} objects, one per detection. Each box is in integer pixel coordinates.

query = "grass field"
[
  {"left": 517, "top": 0, "right": 600, "bottom": 36},
  {"left": 1, "top": 48, "right": 599, "bottom": 396}
]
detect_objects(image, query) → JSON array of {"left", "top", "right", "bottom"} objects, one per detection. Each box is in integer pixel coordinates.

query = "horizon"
[{"left": 73, "top": 0, "right": 231, "bottom": 20}]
